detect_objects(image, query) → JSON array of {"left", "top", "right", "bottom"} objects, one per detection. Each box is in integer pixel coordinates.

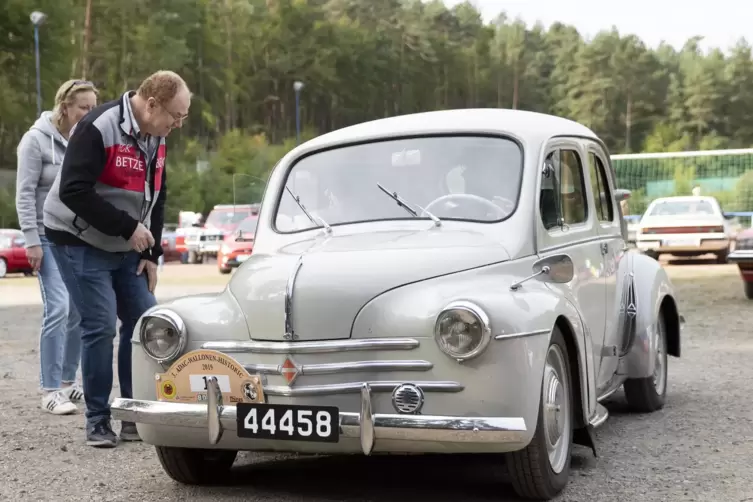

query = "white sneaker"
[
  {"left": 41, "top": 390, "right": 77, "bottom": 415},
  {"left": 61, "top": 383, "right": 84, "bottom": 403}
]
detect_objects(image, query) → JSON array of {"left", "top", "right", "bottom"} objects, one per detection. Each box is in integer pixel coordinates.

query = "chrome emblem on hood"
[{"left": 283, "top": 257, "right": 304, "bottom": 341}]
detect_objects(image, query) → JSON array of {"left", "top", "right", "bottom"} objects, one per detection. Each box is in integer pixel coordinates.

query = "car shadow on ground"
[{"left": 190, "top": 441, "right": 599, "bottom": 501}]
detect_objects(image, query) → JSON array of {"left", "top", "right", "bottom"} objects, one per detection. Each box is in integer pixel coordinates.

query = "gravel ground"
[{"left": 1, "top": 261, "right": 752, "bottom": 502}]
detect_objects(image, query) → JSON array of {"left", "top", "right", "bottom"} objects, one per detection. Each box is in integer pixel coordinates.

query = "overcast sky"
[{"left": 440, "top": 0, "right": 752, "bottom": 53}]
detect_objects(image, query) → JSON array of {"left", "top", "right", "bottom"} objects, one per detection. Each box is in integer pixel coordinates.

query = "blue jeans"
[
  {"left": 38, "top": 236, "right": 82, "bottom": 391},
  {"left": 49, "top": 244, "right": 157, "bottom": 426}
]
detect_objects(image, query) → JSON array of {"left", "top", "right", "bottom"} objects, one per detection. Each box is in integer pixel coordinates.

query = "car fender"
[{"left": 619, "top": 251, "right": 681, "bottom": 380}]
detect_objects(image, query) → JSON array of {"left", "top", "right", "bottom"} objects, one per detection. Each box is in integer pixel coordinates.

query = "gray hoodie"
[{"left": 15, "top": 111, "right": 68, "bottom": 248}]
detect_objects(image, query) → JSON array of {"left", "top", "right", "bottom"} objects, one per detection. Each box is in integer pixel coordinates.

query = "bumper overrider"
[{"left": 111, "top": 347, "right": 529, "bottom": 454}]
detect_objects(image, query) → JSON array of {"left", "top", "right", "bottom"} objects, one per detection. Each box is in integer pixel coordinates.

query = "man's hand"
[
  {"left": 128, "top": 223, "right": 155, "bottom": 253},
  {"left": 136, "top": 259, "right": 158, "bottom": 293},
  {"left": 26, "top": 245, "right": 43, "bottom": 272}
]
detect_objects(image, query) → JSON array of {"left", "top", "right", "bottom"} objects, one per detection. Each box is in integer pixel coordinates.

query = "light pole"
[
  {"left": 30, "top": 11, "right": 47, "bottom": 118},
  {"left": 293, "top": 81, "right": 304, "bottom": 145}
]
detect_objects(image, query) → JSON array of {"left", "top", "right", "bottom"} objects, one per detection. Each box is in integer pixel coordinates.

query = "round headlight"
[
  {"left": 139, "top": 308, "right": 186, "bottom": 363},
  {"left": 434, "top": 301, "right": 491, "bottom": 361}
]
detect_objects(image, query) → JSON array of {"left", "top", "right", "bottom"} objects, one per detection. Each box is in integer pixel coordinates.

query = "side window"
[
  {"left": 587, "top": 153, "right": 614, "bottom": 222},
  {"left": 539, "top": 148, "right": 588, "bottom": 230}
]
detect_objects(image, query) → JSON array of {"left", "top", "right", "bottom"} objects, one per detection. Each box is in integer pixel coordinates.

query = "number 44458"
[{"left": 243, "top": 407, "right": 334, "bottom": 439}]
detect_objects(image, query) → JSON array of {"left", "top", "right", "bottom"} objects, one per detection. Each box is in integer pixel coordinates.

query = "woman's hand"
[{"left": 26, "top": 245, "right": 43, "bottom": 272}]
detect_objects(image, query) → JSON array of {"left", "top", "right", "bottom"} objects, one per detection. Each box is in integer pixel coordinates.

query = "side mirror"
[
  {"left": 614, "top": 189, "right": 631, "bottom": 202},
  {"left": 12, "top": 238, "right": 25, "bottom": 248},
  {"left": 723, "top": 213, "right": 734, "bottom": 220},
  {"left": 510, "top": 254, "right": 574, "bottom": 291}
]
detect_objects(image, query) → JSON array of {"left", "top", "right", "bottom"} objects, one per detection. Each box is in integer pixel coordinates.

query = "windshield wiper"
[
  {"left": 376, "top": 183, "right": 441, "bottom": 227},
  {"left": 285, "top": 186, "right": 332, "bottom": 233}
]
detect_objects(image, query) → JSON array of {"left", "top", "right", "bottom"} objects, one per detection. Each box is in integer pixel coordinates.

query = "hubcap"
[
  {"left": 653, "top": 316, "right": 667, "bottom": 395},
  {"left": 0, "top": 259, "right": 6, "bottom": 278},
  {"left": 542, "top": 344, "right": 571, "bottom": 474}
]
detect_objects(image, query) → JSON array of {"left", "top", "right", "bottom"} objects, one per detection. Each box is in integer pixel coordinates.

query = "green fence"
[{"left": 611, "top": 148, "right": 753, "bottom": 218}]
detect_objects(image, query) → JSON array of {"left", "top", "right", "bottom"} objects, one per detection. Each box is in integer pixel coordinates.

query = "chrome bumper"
[
  {"left": 728, "top": 249, "right": 753, "bottom": 263},
  {"left": 111, "top": 381, "right": 528, "bottom": 454}
]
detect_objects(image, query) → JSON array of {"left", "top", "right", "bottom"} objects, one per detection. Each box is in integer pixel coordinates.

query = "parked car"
[
  {"left": 727, "top": 228, "right": 753, "bottom": 298},
  {"left": 112, "top": 109, "right": 682, "bottom": 500},
  {"left": 217, "top": 215, "right": 258, "bottom": 274},
  {"left": 634, "top": 195, "right": 733, "bottom": 263},
  {"left": 184, "top": 204, "right": 260, "bottom": 264},
  {"left": 0, "top": 233, "right": 33, "bottom": 278}
]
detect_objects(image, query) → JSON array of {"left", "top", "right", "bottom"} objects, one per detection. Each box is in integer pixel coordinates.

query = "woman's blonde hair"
[{"left": 51, "top": 79, "right": 99, "bottom": 128}]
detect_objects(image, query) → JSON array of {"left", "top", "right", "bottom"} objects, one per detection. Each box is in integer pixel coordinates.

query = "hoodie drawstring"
[{"left": 51, "top": 134, "right": 55, "bottom": 164}]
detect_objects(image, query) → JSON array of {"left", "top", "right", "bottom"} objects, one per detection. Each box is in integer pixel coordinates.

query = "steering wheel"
[{"left": 423, "top": 193, "right": 507, "bottom": 220}]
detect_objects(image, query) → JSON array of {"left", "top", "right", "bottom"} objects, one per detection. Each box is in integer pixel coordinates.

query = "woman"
[{"left": 15, "top": 79, "right": 99, "bottom": 415}]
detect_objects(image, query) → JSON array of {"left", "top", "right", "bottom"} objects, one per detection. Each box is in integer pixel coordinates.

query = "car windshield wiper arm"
[
  {"left": 376, "top": 183, "right": 441, "bottom": 226},
  {"left": 285, "top": 186, "right": 332, "bottom": 233}
]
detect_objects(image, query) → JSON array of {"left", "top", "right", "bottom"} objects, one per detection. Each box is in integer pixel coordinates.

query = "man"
[{"left": 43, "top": 70, "right": 191, "bottom": 448}]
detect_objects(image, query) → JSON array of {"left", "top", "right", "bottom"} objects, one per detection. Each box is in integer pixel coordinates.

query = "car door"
[
  {"left": 11, "top": 237, "right": 27, "bottom": 269},
  {"left": 536, "top": 139, "right": 607, "bottom": 375},
  {"left": 584, "top": 143, "right": 626, "bottom": 389}
]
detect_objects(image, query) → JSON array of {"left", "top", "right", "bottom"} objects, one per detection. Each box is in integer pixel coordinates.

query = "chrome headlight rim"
[
  {"left": 139, "top": 308, "right": 187, "bottom": 364},
  {"left": 433, "top": 300, "right": 492, "bottom": 362}
]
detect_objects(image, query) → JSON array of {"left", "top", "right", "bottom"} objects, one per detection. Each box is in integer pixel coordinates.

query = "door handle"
[{"left": 600, "top": 242, "right": 608, "bottom": 255}]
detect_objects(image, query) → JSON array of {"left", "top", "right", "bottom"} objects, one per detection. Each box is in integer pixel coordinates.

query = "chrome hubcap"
[
  {"left": 653, "top": 316, "right": 667, "bottom": 395},
  {"left": 542, "top": 344, "right": 570, "bottom": 474},
  {"left": 0, "top": 259, "right": 6, "bottom": 278}
]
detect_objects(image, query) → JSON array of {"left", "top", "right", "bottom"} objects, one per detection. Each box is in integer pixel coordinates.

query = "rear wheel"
[
  {"left": 744, "top": 281, "right": 753, "bottom": 300},
  {"left": 624, "top": 311, "right": 668, "bottom": 413},
  {"left": 0, "top": 258, "right": 7, "bottom": 278},
  {"left": 506, "top": 326, "right": 573, "bottom": 500},
  {"left": 155, "top": 446, "right": 237, "bottom": 485},
  {"left": 219, "top": 266, "right": 232, "bottom": 275},
  {"left": 716, "top": 249, "right": 729, "bottom": 264}
]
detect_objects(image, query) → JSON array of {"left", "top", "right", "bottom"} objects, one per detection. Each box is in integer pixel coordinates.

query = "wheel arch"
[
  {"left": 660, "top": 294, "right": 681, "bottom": 358},
  {"left": 553, "top": 314, "right": 588, "bottom": 429}
]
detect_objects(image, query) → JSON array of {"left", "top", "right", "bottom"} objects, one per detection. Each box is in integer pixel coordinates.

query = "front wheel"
[
  {"left": 623, "top": 311, "right": 668, "bottom": 413},
  {"left": 219, "top": 266, "right": 232, "bottom": 275},
  {"left": 506, "top": 326, "right": 573, "bottom": 500},
  {"left": 155, "top": 446, "right": 237, "bottom": 485}
]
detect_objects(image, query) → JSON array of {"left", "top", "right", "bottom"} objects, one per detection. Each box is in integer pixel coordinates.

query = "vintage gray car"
[{"left": 112, "top": 109, "right": 682, "bottom": 500}]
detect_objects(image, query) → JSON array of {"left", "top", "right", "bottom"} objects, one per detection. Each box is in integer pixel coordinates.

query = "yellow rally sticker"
[{"left": 154, "top": 349, "right": 265, "bottom": 405}]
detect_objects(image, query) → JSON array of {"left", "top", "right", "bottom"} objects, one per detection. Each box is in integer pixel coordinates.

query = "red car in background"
[
  {"left": 217, "top": 215, "right": 257, "bottom": 274},
  {"left": 0, "top": 230, "right": 33, "bottom": 278}
]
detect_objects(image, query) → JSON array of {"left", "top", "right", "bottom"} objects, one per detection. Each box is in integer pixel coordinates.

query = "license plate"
[
  {"left": 236, "top": 403, "right": 339, "bottom": 443},
  {"left": 665, "top": 238, "right": 698, "bottom": 247},
  {"left": 236, "top": 254, "right": 250, "bottom": 262}
]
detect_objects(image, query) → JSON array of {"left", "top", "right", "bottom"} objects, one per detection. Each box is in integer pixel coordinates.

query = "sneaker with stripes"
[
  {"left": 61, "top": 383, "right": 84, "bottom": 403},
  {"left": 41, "top": 390, "right": 77, "bottom": 415}
]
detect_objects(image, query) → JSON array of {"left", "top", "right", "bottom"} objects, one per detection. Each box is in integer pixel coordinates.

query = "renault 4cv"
[{"left": 112, "top": 108, "right": 682, "bottom": 500}]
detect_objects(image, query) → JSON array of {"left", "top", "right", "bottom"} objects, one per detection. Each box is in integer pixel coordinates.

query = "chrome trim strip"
[
  {"left": 494, "top": 328, "right": 550, "bottom": 341},
  {"left": 111, "top": 386, "right": 527, "bottom": 446},
  {"left": 202, "top": 338, "right": 420, "bottom": 354},
  {"left": 283, "top": 257, "right": 304, "bottom": 341},
  {"left": 263, "top": 381, "right": 463, "bottom": 397},
  {"left": 244, "top": 360, "right": 433, "bottom": 376}
]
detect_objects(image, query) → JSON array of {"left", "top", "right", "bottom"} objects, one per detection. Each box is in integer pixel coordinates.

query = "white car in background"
[{"left": 635, "top": 195, "right": 733, "bottom": 263}]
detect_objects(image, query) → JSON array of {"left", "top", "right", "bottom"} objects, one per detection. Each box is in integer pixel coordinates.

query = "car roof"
[
  {"left": 300, "top": 109, "right": 600, "bottom": 151},
  {"left": 649, "top": 195, "right": 718, "bottom": 205}
]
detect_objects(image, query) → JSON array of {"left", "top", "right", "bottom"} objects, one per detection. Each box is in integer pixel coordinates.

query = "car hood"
[{"left": 228, "top": 228, "right": 510, "bottom": 341}]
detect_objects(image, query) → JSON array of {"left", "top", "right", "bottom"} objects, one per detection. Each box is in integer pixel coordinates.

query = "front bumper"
[
  {"left": 728, "top": 249, "right": 753, "bottom": 264},
  {"left": 111, "top": 381, "right": 528, "bottom": 454}
]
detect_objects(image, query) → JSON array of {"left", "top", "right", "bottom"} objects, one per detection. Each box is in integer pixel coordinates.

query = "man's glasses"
[{"left": 62, "top": 80, "right": 93, "bottom": 99}]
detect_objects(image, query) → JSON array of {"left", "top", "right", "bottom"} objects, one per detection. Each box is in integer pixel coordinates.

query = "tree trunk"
[{"left": 81, "top": 0, "right": 93, "bottom": 79}]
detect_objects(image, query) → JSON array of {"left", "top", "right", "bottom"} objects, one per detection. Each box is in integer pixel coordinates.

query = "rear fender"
[{"left": 620, "top": 252, "right": 681, "bottom": 379}]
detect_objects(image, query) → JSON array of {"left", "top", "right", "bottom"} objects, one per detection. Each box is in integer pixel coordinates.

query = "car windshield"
[
  {"left": 238, "top": 216, "right": 258, "bottom": 234},
  {"left": 649, "top": 200, "right": 716, "bottom": 216},
  {"left": 275, "top": 135, "right": 523, "bottom": 232},
  {"left": 206, "top": 209, "right": 253, "bottom": 227}
]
